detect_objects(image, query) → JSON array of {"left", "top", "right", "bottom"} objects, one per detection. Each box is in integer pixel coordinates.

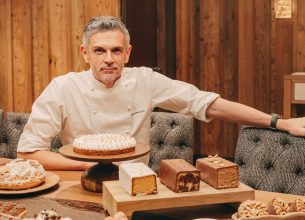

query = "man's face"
[{"left": 81, "top": 30, "right": 132, "bottom": 88}]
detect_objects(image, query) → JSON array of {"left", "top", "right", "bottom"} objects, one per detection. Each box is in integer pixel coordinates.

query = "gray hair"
[{"left": 82, "top": 16, "right": 130, "bottom": 46}]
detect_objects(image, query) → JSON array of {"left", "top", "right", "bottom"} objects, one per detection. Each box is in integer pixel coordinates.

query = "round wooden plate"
[
  {"left": 0, "top": 172, "right": 60, "bottom": 195},
  {"left": 59, "top": 143, "right": 150, "bottom": 162}
]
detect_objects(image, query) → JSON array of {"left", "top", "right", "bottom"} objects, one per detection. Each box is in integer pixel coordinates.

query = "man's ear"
[
  {"left": 80, "top": 45, "right": 89, "bottom": 63},
  {"left": 125, "top": 45, "right": 132, "bottom": 63}
]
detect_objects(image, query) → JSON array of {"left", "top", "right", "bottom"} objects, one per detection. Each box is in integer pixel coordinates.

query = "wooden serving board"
[{"left": 102, "top": 178, "right": 254, "bottom": 216}]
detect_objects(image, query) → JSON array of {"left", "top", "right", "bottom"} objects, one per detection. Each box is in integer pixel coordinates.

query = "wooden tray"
[{"left": 102, "top": 179, "right": 255, "bottom": 216}]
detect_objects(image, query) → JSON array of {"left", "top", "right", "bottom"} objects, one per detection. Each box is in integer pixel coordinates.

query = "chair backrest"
[
  {"left": 0, "top": 111, "right": 194, "bottom": 174},
  {"left": 235, "top": 127, "right": 305, "bottom": 195},
  {"left": 149, "top": 112, "right": 193, "bottom": 174},
  {"left": 0, "top": 111, "right": 62, "bottom": 159}
]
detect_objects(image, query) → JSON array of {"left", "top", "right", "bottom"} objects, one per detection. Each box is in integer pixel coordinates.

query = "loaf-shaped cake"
[
  {"left": 267, "top": 198, "right": 290, "bottom": 215},
  {"left": 159, "top": 159, "right": 200, "bottom": 193},
  {"left": 196, "top": 154, "right": 239, "bottom": 189},
  {"left": 119, "top": 162, "right": 158, "bottom": 196},
  {"left": 290, "top": 198, "right": 305, "bottom": 212}
]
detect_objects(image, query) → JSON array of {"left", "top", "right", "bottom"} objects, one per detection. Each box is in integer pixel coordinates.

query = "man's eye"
[
  {"left": 94, "top": 48, "right": 104, "bottom": 54},
  {"left": 112, "top": 49, "right": 122, "bottom": 54}
]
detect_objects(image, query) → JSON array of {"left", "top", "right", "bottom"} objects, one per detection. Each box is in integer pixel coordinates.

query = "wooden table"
[{"left": 1, "top": 158, "right": 305, "bottom": 220}]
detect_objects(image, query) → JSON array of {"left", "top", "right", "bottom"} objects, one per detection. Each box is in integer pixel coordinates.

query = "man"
[{"left": 17, "top": 16, "right": 305, "bottom": 170}]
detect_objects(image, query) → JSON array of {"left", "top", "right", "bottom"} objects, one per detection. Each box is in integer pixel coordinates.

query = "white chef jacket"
[{"left": 17, "top": 67, "right": 220, "bottom": 164}]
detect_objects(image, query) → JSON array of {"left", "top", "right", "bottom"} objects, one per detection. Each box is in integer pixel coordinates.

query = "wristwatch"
[{"left": 269, "top": 113, "right": 282, "bottom": 130}]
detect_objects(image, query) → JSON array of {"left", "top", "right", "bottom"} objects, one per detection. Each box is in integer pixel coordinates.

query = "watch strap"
[{"left": 270, "top": 113, "right": 282, "bottom": 130}]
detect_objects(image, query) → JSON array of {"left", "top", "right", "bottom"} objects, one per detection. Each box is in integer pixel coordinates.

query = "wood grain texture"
[
  {"left": 237, "top": 0, "right": 255, "bottom": 107},
  {"left": 0, "top": 0, "right": 13, "bottom": 110},
  {"left": 175, "top": 0, "right": 297, "bottom": 158},
  {"left": 292, "top": 0, "right": 305, "bottom": 71},
  {"left": 103, "top": 179, "right": 254, "bottom": 216},
  {"left": 32, "top": 0, "right": 50, "bottom": 100},
  {"left": 12, "top": 0, "right": 33, "bottom": 112},
  {"left": 0, "top": 0, "right": 119, "bottom": 112},
  {"left": 48, "top": 0, "right": 71, "bottom": 78}
]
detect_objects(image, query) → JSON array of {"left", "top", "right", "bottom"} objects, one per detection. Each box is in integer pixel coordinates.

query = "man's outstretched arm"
[
  {"left": 17, "top": 151, "right": 95, "bottom": 170},
  {"left": 206, "top": 97, "right": 305, "bottom": 136}
]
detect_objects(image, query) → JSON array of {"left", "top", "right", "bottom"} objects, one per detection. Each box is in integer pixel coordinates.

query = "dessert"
[
  {"left": 159, "top": 159, "right": 200, "bottom": 193},
  {"left": 104, "top": 211, "right": 128, "bottom": 220},
  {"left": 23, "top": 209, "right": 72, "bottom": 220},
  {"left": 196, "top": 154, "right": 239, "bottom": 189},
  {"left": 73, "top": 133, "right": 136, "bottom": 155},
  {"left": 237, "top": 200, "right": 269, "bottom": 219},
  {"left": 0, "top": 158, "right": 46, "bottom": 190},
  {"left": 119, "top": 162, "right": 158, "bottom": 196},
  {"left": 0, "top": 201, "right": 27, "bottom": 219},
  {"left": 290, "top": 197, "right": 305, "bottom": 212},
  {"left": 267, "top": 198, "right": 290, "bottom": 215}
]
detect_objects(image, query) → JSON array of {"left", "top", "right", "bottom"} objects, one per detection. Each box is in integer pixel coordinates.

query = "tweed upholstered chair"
[
  {"left": 0, "top": 111, "right": 63, "bottom": 159},
  {"left": 149, "top": 112, "right": 193, "bottom": 174},
  {"left": 0, "top": 110, "right": 193, "bottom": 173},
  {"left": 235, "top": 127, "right": 305, "bottom": 195}
]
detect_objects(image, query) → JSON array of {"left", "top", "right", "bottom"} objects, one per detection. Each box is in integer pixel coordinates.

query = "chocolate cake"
[
  {"left": 159, "top": 159, "right": 200, "bottom": 193},
  {"left": 196, "top": 154, "right": 239, "bottom": 189}
]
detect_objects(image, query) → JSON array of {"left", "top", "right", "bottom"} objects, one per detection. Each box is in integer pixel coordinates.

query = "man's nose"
[{"left": 104, "top": 51, "right": 114, "bottom": 63}]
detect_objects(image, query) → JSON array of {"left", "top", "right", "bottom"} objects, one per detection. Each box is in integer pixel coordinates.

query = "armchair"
[{"left": 235, "top": 127, "right": 305, "bottom": 195}]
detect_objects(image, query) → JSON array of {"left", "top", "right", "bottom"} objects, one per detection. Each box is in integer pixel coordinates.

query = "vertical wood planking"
[
  {"left": 219, "top": 0, "right": 238, "bottom": 157},
  {"left": 0, "top": 0, "right": 13, "bottom": 110},
  {"left": 12, "top": 0, "right": 33, "bottom": 112},
  {"left": 32, "top": 0, "right": 50, "bottom": 99},
  {"left": 293, "top": 0, "right": 305, "bottom": 71},
  {"left": 237, "top": 0, "right": 255, "bottom": 107},
  {"left": 84, "top": 0, "right": 120, "bottom": 23},
  {"left": 199, "top": 0, "right": 221, "bottom": 155},
  {"left": 253, "top": 0, "right": 271, "bottom": 113},
  {"left": 157, "top": 0, "right": 166, "bottom": 74},
  {"left": 71, "top": 0, "right": 87, "bottom": 72},
  {"left": 48, "top": 0, "right": 72, "bottom": 78},
  {"left": 176, "top": 0, "right": 197, "bottom": 85},
  {"left": 275, "top": 19, "right": 292, "bottom": 114}
]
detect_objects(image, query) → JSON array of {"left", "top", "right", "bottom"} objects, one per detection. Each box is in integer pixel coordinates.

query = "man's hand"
[{"left": 277, "top": 117, "right": 305, "bottom": 137}]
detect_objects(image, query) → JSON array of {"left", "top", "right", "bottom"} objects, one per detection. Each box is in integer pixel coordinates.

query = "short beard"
[{"left": 100, "top": 74, "right": 120, "bottom": 86}]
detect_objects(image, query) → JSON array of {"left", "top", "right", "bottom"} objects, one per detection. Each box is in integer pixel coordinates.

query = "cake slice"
[
  {"left": 119, "top": 162, "right": 158, "bottom": 196},
  {"left": 196, "top": 154, "right": 239, "bottom": 189},
  {"left": 159, "top": 159, "right": 200, "bottom": 193}
]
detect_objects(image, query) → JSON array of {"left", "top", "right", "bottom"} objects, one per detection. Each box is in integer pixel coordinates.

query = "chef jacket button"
[
  {"left": 92, "top": 111, "right": 97, "bottom": 114},
  {"left": 127, "top": 106, "right": 131, "bottom": 111},
  {"left": 91, "top": 88, "right": 95, "bottom": 92}
]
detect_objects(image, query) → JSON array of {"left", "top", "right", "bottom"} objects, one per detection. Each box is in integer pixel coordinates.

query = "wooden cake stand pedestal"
[{"left": 59, "top": 144, "right": 150, "bottom": 193}]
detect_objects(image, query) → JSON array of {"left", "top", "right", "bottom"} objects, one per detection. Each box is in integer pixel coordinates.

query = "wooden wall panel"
[
  {"left": 32, "top": 0, "right": 50, "bottom": 100},
  {"left": 237, "top": 0, "right": 255, "bottom": 107},
  {"left": 176, "top": 0, "right": 296, "bottom": 158},
  {"left": 219, "top": 0, "right": 238, "bottom": 157},
  {"left": 12, "top": 0, "right": 33, "bottom": 112},
  {"left": 176, "top": 0, "right": 197, "bottom": 85},
  {"left": 253, "top": 0, "right": 271, "bottom": 112},
  {"left": 200, "top": 0, "right": 221, "bottom": 156},
  {"left": 0, "top": 0, "right": 120, "bottom": 112},
  {"left": 0, "top": 0, "right": 13, "bottom": 110},
  {"left": 48, "top": 0, "right": 72, "bottom": 78},
  {"left": 292, "top": 0, "right": 305, "bottom": 71}
]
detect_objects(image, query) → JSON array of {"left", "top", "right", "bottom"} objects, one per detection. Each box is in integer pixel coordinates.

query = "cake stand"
[{"left": 59, "top": 144, "right": 150, "bottom": 193}]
